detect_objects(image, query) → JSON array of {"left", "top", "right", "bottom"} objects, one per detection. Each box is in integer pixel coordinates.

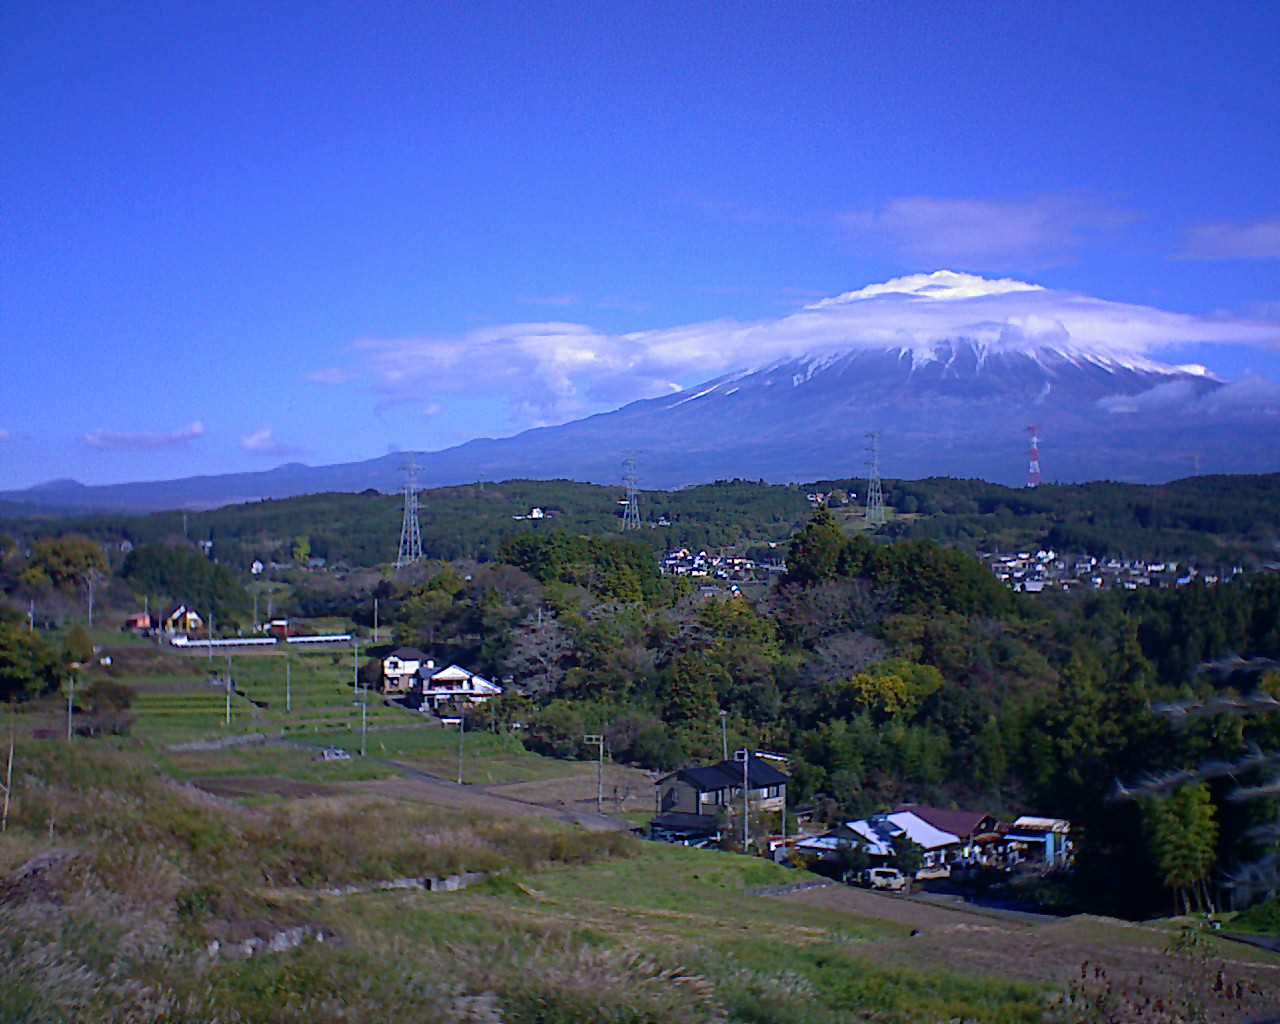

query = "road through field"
[{"left": 358, "top": 760, "right": 633, "bottom": 832}]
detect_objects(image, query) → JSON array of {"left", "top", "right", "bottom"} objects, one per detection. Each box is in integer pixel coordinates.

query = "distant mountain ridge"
[{"left": 3, "top": 338, "right": 1277, "bottom": 513}]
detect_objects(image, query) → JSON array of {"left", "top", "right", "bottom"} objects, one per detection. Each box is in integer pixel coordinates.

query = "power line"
[
  {"left": 396, "top": 455, "right": 423, "bottom": 571},
  {"left": 864, "top": 432, "right": 886, "bottom": 527}
]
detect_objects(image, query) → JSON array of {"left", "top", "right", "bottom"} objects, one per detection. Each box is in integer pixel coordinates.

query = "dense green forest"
[{"left": 4, "top": 473, "right": 1277, "bottom": 570}]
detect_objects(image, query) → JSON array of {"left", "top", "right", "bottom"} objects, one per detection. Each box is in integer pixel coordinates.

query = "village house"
[
  {"left": 655, "top": 753, "right": 789, "bottom": 817},
  {"left": 122, "top": 612, "right": 156, "bottom": 634},
  {"left": 163, "top": 605, "right": 203, "bottom": 636},
  {"left": 796, "top": 805, "right": 1069, "bottom": 879},
  {"left": 796, "top": 809, "right": 966, "bottom": 875},
  {"left": 413, "top": 663, "right": 502, "bottom": 711},
  {"left": 382, "top": 647, "right": 427, "bottom": 693},
  {"left": 381, "top": 649, "right": 503, "bottom": 710},
  {"left": 1003, "top": 816, "right": 1072, "bottom": 868}
]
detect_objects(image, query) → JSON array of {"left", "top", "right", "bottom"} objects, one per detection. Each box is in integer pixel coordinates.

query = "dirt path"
[
  {"left": 779, "top": 885, "right": 1280, "bottom": 1017},
  {"left": 358, "top": 762, "right": 632, "bottom": 832}
]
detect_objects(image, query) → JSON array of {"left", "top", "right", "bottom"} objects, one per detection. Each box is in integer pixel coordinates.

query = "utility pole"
[
  {"left": 352, "top": 640, "right": 359, "bottom": 695},
  {"left": 253, "top": 593, "right": 258, "bottom": 631},
  {"left": 224, "top": 655, "right": 232, "bottom": 727},
  {"left": 285, "top": 656, "right": 292, "bottom": 713},
  {"left": 584, "top": 733, "right": 605, "bottom": 813},
  {"left": 360, "top": 684, "right": 368, "bottom": 757},
  {"left": 735, "top": 748, "right": 750, "bottom": 852},
  {"left": 207, "top": 610, "right": 214, "bottom": 664},
  {"left": 0, "top": 727, "right": 13, "bottom": 833},
  {"left": 85, "top": 569, "right": 102, "bottom": 629},
  {"left": 719, "top": 710, "right": 729, "bottom": 761},
  {"left": 456, "top": 715, "right": 465, "bottom": 785},
  {"left": 67, "top": 673, "right": 75, "bottom": 741}
]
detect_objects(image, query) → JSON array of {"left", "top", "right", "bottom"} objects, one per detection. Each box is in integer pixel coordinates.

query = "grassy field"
[{"left": 0, "top": 739, "right": 1053, "bottom": 1023}]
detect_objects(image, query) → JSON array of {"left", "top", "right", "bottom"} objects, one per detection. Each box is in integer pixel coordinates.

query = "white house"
[
  {"left": 418, "top": 663, "right": 503, "bottom": 710},
  {"left": 382, "top": 647, "right": 428, "bottom": 694},
  {"left": 795, "top": 810, "right": 963, "bottom": 875}
]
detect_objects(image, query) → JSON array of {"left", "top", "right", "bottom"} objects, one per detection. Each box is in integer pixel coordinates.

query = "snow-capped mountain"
[{"left": 6, "top": 271, "right": 1278, "bottom": 510}]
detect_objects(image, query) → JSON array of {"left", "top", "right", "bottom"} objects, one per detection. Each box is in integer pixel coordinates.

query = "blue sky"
[{"left": 1, "top": 1, "right": 1277, "bottom": 488}]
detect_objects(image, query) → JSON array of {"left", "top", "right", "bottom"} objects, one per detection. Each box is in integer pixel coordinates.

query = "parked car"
[
  {"left": 859, "top": 867, "right": 908, "bottom": 892},
  {"left": 319, "top": 747, "right": 352, "bottom": 762}
]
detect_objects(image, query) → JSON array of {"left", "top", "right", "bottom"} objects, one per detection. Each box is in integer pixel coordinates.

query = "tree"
[
  {"left": 1144, "top": 783, "right": 1219, "bottom": 915},
  {"left": 26, "top": 536, "right": 108, "bottom": 589},
  {"left": 502, "top": 612, "right": 573, "bottom": 697},
  {"left": 893, "top": 836, "right": 925, "bottom": 884},
  {"left": 0, "top": 624, "right": 61, "bottom": 702},
  {"left": 63, "top": 624, "right": 94, "bottom": 666},
  {"left": 785, "top": 507, "right": 847, "bottom": 586},
  {"left": 663, "top": 652, "right": 724, "bottom": 725},
  {"left": 82, "top": 679, "right": 135, "bottom": 736}
]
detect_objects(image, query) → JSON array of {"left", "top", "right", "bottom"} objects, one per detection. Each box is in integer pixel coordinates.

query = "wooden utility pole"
[
  {"left": 285, "top": 656, "right": 292, "bottom": 713},
  {"left": 224, "top": 655, "right": 232, "bottom": 726},
  {"left": 360, "top": 684, "right": 368, "bottom": 757},
  {"left": 1, "top": 728, "right": 14, "bottom": 833},
  {"left": 456, "top": 715, "right": 465, "bottom": 784},
  {"left": 584, "top": 733, "right": 605, "bottom": 813},
  {"left": 735, "top": 748, "right": 750, "bottom": 852},
  {"left": 67, "top": 673, "right": 75, "bottom": 741}
]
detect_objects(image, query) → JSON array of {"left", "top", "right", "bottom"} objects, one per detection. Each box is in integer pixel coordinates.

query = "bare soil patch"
[
  {"left": 354, "top": 772, "right": 630, "bottom": 831},
  {"left": 484, "top": 763, "right": 656, "bottom": 816},
  {"left": 194, "top": 777, "right": 338, "bottom": 799}
]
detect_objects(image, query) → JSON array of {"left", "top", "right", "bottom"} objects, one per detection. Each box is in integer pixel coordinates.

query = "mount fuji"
[{"left": 5, "top": 272, "right": 1279, "bottom": 511}]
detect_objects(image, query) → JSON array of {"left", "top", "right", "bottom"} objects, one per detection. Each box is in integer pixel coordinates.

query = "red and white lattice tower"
[{"left": 1026, "top": 425, "right": 1042, "bottom": 489}]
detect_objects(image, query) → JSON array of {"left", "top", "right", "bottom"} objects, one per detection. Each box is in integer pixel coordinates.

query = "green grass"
[
  {"left": 157, "top": 743, "right": 394, "bottom": 784},
  {"left": 296, "top": 843, "right": 1045, "bottom": 1023},
  {"left": 295, "top": 725, "right": 581, "bottom": 784}
]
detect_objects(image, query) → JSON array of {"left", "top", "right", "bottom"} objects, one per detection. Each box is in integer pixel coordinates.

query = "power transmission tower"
[
  {"left": 864, "top": 432, "right": 886, "bottom": 527},
  {"left": 621, "top": 456, "right": 641, "bottom": 531},
  {"left": 1026, "top": 425, "right": 1042, "bottom": 489},
  {"left": 396, "top": 455, "right": 423, "bottom": 571}
]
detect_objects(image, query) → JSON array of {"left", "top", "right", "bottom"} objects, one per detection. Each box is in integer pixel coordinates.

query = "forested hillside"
[{"left": 4, "top": 474, "right": 1277, "bottom": 570}]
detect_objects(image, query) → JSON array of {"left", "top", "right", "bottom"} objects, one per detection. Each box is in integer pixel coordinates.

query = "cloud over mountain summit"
[{"left": 321, "top": 272, "right": 1280, "bottom": 432}]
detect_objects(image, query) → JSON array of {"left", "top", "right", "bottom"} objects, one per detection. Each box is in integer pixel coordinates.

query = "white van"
[{"left": 860, "top": 867, "right": 908, "bottom": 892}]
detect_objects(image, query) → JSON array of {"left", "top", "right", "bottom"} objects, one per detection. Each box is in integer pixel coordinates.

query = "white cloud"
[
  {"left": 1100, "top": 375, "right": 1280, "bottom": 417},
  {"left": 240, "top": 426, "right": 305, "bottom": 458},
  {"left": 83, "top": 420, "right": 205, "bottom": 451},
  {"left": 338, "top": 271, "right": 1280, "bottom": 431},
  {"left": 1180, "top": 218, "right": 1280, "bottom": 261},
  {"left": 837, "top": 196, "right": 1131, "bottom": 269}
]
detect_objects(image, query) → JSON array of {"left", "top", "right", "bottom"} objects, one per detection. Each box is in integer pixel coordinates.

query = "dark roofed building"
[
  {"left": 892, "top": 805, "right": 1000, "bottom": 843},
  {"left": 656, "top": 754, "right": 789, "bottom": 817}
]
